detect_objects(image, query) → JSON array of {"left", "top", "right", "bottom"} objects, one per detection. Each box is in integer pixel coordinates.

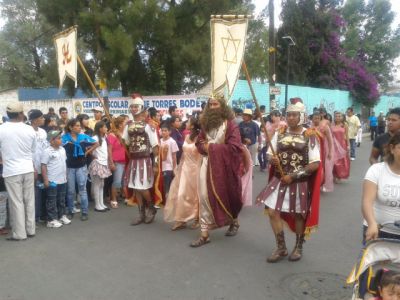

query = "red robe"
[{"left": 196, "top": 120, "right": 244, "bottom": 227}]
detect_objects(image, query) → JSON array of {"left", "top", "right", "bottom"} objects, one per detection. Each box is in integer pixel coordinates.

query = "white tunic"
[
  {"left": 198, "top": 122, "right": 227, "bottom": 227},
  {"left": 123, "top": 123, "right": 159, "bottom": 190},
  {"left": 263, "top": 129, "right": 321, "bottom": 213}
]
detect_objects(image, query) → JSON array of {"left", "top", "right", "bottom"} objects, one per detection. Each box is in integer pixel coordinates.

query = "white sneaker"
[
  {"left": 350, "top": 157, "right": 355, "bottom": 161},
  {"left": 47, "top": 220, "right": 63, "bottom": 228},
  {"left": 72, "top": 207, "right": 81, "bottom": 213},
  {"left": 60, "top": 215, "right": 71, "bottom": 225}
]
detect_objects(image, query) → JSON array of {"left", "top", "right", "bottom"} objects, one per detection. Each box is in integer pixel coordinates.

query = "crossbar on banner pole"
[{"left": 210, "top": 14, "right": 253, "bottom": 20}]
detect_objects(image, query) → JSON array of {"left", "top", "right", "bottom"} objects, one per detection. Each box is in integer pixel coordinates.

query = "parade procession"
[{"left": 0, "top": 1, "right": 400, "bottom": 299}]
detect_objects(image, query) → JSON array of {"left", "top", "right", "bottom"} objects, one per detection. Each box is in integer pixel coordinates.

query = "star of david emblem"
[{"left": 221, "top": 36, "right": 241, "bottom": 64}]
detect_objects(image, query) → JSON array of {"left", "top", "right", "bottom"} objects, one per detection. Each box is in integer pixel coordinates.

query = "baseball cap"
[
  {"left": 243, "top": 109, "right": 253, "bottom": 116},
  {"left": 28, "top": 109, "right": 43, "bottom": 121},
  {"left": 47, "top": 130, "right": 61, "bottom": 142},
  {"left": 6, "top": 102, "right": 24, "bottom": 113},
  {"left": 92, "top": 106, "right": 104, "bottom": 113}
]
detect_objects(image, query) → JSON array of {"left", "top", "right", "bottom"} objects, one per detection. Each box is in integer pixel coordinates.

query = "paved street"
[{"left": 0, "top": 140, "right": 372, "bottom": 300}]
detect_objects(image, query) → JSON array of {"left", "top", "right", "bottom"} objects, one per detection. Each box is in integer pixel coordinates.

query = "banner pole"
[
  {"left": 77, "top": 55, "right": 114, "bottom": 128},
  {"left": 241, "top": 61, "right": 285, "bottom": 177}
]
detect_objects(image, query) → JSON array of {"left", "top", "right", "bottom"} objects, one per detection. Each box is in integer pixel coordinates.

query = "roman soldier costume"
[
  {"left": 123, "top": 95, "right": 159, "bottom": 224},
  {"left": 257, "top": 98, "right": 323, "bottom": 262}
]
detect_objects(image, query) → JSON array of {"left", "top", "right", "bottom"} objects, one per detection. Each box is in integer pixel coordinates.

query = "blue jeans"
[
  {"left": 370, "top": 126, "right": 377, "bottom": 141},
  {"left": 112, "top": 162, "right": 125, "bottom": 189},
  {"left": 349, "top": 139, "right": 356, "bottom": 159},
  {"left": 162, "top": 171, "right": 174, "bottom": 195},
  {"left": 46, "top": 183, "right": 67, "bottom": 221},
  {"left": 258, "top": 146, "right": 267, "bottom": 170},
  {"left": 67, "top": 167, "right": 89, "bottom": 215},
  {"left": 35, "top": 176, "right": 46, "bottom": 222}
]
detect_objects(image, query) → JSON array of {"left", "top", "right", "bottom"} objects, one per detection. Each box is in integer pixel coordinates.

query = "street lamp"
[{"left": 282, "top": 36, "right": 296, "bottom": 111}]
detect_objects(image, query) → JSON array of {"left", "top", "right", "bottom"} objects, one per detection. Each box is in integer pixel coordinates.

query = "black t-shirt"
[
  {"left": 373, "top": 132, "right": 391, "bottom": 160},
  {"left": 378, "top": 116, "right": 386, "bottom": 127},
  {"left": 63, "top": 141, "right": 93, "bottom": 169}
]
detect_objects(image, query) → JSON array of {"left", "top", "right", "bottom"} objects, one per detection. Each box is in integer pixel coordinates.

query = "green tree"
[
  {"left": 342, "top": 0, "right": 400, "bottom": 89},
  {"left": 36, "top": 0, "right": 255, "bottom": 96},
  {"left": 276, "top": 0, "right": 321, "bottom": 85},
  {"left": 244, "top": 14, "right": 269, "bottom": 82},
  {"left": 0, "top": 0, "right": 57, "bottom": 89},
  {"left": 276, "top": 0, "right": 379, "bottom": 106}
]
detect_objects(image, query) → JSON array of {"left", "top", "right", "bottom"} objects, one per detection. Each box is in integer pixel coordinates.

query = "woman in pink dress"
[
  {"left": 331, "top": 112, "right": 350, "bottom": 181},
  {"left": 265, "top": 110, "right": 287, "bottom": 140},
  {"left": 311, "top": 111, "right": 334, "bottom": 192},
  {"left": 163, "top": 117, "right": 202, "bottom": 230}
]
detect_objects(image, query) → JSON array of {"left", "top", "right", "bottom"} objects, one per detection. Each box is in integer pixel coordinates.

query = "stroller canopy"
[{"left": 347, "top": 239, "right": 400, "bottom": 284}]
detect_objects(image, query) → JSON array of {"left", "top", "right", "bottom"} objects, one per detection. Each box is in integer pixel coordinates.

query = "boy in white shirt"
[
  {"left": 41, "top": 130, "right": 71, "bottom": 228},
  {"left": 160, "top": 124, "right": 178, "bottom": 196}
]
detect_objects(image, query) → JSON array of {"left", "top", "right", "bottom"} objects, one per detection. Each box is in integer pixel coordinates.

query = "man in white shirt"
[
  {"left": 162, "top": 105, "right": 177, "bottom": 121},
  {"left": 88, "top": 106, "right": 104, "bottom": 130},
  {"left": 346, "top": 107, "right": 361, "bottom": 161},
  {"left": 29, "top": 109, "right": 48, "bottom": 223},
  {"left": 0, "top": 102, "right": 36, "bottom": 240}
]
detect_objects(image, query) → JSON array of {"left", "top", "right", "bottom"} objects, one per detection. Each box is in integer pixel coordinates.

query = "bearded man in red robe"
[{"left": 191, "top": 96, "right": 245, "bottom": 247}]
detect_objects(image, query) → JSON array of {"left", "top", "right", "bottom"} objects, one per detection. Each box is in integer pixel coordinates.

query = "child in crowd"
[
  {"left": 107, "top": 116, "right": 127, "bottom": 209},
  {"left": 372, "top": 269, "right": 400, "bottom": 300},
  {"left": 41, "top": 130, "right": 71, "bottom": 228},
  {"left": 160, "top": 123, "right": 178, "bottom": 196},
  {"left": 89, "top": 121, "right": 112, "bottom": 212}
]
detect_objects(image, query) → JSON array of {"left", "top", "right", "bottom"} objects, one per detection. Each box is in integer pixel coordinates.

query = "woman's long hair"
[
  {"left": 384, "top": 132, "right": 400, "bottom": 165},
  {"left": 65, "top": 118, "right": 80, "bottom": 134},
  {"left": 94, "top": 121, "right": 106, "bottom": 146},
  {"left": 189, "top": 117, "right": 201, "bottom": 142},
  {"left": 112, "top": 116, "right": 125, "bottom": 133}
]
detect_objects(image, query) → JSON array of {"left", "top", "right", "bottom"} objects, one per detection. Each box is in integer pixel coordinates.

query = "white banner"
[
  {"left": 54, "top": 26, "right": 78, "bottom": 89},
  {"left": 211, "top": 17, "right": 248, "bottom": 99},
  {"left": 72, "top": 95, "right": 202, "bottom": 118}
]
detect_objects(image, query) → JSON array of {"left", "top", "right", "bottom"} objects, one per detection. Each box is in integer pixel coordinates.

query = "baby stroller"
[{"left": 347, "top": 221, "right": 400, "bottom": 300}]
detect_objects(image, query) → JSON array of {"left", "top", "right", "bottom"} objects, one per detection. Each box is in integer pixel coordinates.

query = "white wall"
[{"left": 0, "top": 99, "right": 73, "bottom": 119}]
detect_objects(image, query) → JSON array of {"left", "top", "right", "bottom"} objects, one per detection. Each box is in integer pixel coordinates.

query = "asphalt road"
[{"left": 0, "top": 140, "right": 373, "bottom": 300}]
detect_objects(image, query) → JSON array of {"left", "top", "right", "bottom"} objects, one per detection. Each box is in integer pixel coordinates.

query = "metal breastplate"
[
  {"left": 277, "top": 131, "right": 309, "bottom": 175},
  {"left": 127, "top": 121, "right": 151, "bottom": 158}
]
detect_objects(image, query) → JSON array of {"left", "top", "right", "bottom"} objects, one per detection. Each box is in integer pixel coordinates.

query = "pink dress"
[
  {"left": 319, "top": 123, "right": 334, "bottom": 192},
  {"left": 265, "top": 120, "right": 287, "bottom": 138},
  {"left": 241, "top": 146, "right": 253, "bottom": 207},
  {"left": 163, "top": 139, "right": 201, "bottom": 223},
  {"left": 331, "top": 125, "right": 350, "bottom": 179}
]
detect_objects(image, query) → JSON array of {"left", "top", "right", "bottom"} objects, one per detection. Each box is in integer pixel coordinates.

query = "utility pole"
[
  {"left": 282, "top": 36, "right": 296, "bottom": 111},
  {"left": 268, "top": 0, "right": 276, "bottom": 112}
]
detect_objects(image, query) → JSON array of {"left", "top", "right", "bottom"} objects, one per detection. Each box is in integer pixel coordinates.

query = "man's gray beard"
[{"left": 202, "top": 108, "right": 225, "bottom": 133}]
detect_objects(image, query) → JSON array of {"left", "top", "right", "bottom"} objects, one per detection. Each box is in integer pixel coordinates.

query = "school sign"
[{"left": 72, "top": 94, "right": 201, "bottom": 118}]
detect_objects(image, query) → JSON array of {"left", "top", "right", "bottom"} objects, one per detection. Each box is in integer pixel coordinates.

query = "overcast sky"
[{"left": 253, "top": 0, "right": 400, "bottom": 28}]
